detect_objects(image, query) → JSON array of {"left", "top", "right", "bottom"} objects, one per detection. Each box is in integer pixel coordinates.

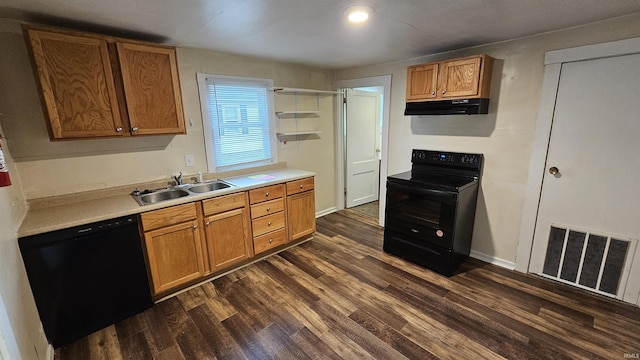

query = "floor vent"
[{"left": 542, "top": 225, "right": 633, "bottom": 298}]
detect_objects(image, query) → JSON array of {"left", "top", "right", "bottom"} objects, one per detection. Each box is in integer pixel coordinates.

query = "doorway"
[
  {"left": 335, "top": 76, "right": 392, "bottom": 227},
  {"left": 517, "top": 37, "right": 640, "bottom": 305},
  {"left": 345, "top": 87, "right": 382, "bottom": 211}
]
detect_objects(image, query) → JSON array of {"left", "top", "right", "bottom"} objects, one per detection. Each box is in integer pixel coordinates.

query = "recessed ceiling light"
[{"left": 346, "top": 5, "right": 372, "bottom": 24}]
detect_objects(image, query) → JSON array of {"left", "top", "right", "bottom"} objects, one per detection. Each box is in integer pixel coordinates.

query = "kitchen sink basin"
[
  {"left": 131, "top": 179, "right": 235, "bottom": 206},
  {"left": 187, "top": 180, "right": 233, "bottom": 193},
  {"left": 135, "top": 189, "right": 190, "bottom": 205}
]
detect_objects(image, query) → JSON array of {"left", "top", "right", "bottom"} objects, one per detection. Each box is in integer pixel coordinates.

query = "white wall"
[
  {"left": 335, "top": 13, "right": 640, "bottom": 266},
  {"left": 0, "top": 122, "right": 49, "bottom": 359},
  {"left": 0, "top": 19, "right": 336, "bottom": 213}
]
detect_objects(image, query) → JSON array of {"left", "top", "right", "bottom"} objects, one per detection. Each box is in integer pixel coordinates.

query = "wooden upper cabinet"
[
  {"left": 25, "top": 29, "right": 124, "bottom": 139},
  {"left": 24, "top": 26, "right": 186, "bottom": 140},
  {"left": 406, "top": 54, "right": 493, "bottom": 102},
  {"left": 439, "top": 56, "right": 482, "bottom": 98},
  {"left": 406, "top": 63, "right": 439, "bottom": 101},
  {"left": 117, "top": 43, "right": 186, "bottom": 135}
]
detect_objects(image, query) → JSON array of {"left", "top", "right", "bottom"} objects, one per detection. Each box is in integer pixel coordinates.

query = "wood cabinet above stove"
[{"left": 406, "top": 54, "right": 494, "bottom": 102}]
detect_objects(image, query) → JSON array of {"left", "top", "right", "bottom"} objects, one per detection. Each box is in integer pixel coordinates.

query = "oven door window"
[{"left": 385, "top": 180, "right": 457, "bottom": 247}]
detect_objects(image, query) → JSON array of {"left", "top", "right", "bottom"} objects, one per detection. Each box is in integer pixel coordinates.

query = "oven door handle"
[{"left": 386, "top": 180, "right": 458, "bottom": 201}]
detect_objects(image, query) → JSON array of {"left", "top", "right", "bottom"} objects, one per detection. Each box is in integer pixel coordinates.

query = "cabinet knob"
[
  {"left": 132, "top": 127, "right": 139, "bottom": 132},
  {"left": 115, "top": 127, "right": 123, "bottom": 132},
  {"left": 441, "top": 90, "right": 446, "bottom": 94},
  {"left": 193, "top": 224, "right": 198, "bottom": 229},
  {"left": 205, "top": 221, "right": 211, "bottom": 226},
  {"left": 265, "top": 192, "right": 270, "bottom": 197},
  {"left": 267, "top": 221, "right": 272, "bottom": 226},
  {"left": 431, "top": 91, "right": 435, "bottom": 96},
  {"left": 269, "top": 238, "right": 273, "bottom": 244},
  {"left": 266, "top": 207, "right": 271, "bottom": 211},
  {"left": 299, "top": 185, "right": 304, "bottom": 189}
]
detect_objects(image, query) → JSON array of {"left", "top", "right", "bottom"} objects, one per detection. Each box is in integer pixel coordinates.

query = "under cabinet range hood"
[{"left": 404, "top": 98, "right": 490, "bottom": 115}]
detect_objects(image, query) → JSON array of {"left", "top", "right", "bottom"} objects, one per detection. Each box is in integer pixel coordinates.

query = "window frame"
[{"left": 196, "top": 73, "right": 278, "bottom": 173}]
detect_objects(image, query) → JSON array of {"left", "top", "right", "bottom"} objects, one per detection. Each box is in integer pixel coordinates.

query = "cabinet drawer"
[
  {"left": 250, "top": 198, "right": 285, "bottom": 219},
  {"left": 249, "top": 184, "right": 284, "bottom": 204},
  {"left": 202, "top": 192, "right": 247, "bottom": 216},
  {"left": 251, "top": 212, "right": 285, "bottom": 237},
  {"left": 286, "top": 177, "right": 315, "bottom": 196},
  {"left": 253, "top": 228, "right": 287, "bottom": 255},
  {"left": 141, "top": 203, "right": 198, "bottom": 231}
]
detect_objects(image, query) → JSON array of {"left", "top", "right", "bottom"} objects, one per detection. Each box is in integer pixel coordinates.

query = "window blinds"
[{"left": 204, "top": 77, "right": 273, "bottom": 170}]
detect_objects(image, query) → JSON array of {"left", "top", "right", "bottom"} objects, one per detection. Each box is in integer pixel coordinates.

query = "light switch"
[{"left": 184, "top": 154, "right": 195, "bottom": 167}]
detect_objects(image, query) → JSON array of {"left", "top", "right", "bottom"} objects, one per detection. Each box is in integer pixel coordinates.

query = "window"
[{"left": 197, "top": 74, "right": 276, "bottom": 172}]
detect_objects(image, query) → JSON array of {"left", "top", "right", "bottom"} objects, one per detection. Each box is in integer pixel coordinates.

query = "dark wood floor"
[{"left": 56, "top": 210, "right": 640, "bottom": 359}]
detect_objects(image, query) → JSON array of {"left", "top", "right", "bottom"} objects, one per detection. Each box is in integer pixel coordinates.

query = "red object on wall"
[{"left": 0, "top": 134, "right": 12, "bottom": 187}]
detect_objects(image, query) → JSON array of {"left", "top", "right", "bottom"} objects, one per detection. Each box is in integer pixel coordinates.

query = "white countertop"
[{"left": 19, "top": 168, "right": 314, "bottom": 237}]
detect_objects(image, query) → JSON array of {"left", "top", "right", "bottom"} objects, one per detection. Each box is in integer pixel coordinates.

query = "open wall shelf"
[
  {"left": 275, "top": 111, "right": 322, "bottom": 118},
  {"left": 277, "top": 131, "right": 323, "bottom": 137},
  {"left": 272, "top": 87, "right": 341, "bottom": 95},
  {"left": 273, "top": 87, "right": 338, "bottom": 142}
]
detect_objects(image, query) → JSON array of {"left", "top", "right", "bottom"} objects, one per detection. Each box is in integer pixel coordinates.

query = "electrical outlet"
[{"left": 184, "top": 154, "right": 195, "bottom": 167}]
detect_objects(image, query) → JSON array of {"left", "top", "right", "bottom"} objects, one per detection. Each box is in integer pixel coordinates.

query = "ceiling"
[{"left": 2, "top": 0, "right": 640, "bottom": 69}]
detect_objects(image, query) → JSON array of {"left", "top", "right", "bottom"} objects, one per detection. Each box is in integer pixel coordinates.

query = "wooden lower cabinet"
[
  {"left": 249, "top": 184, "right": 287, "bottom": 255},
  {"left": 253, "top": 228, "right": 287, "bottom": 254},
  {"left": 141, "top": 204, "right": 205, "bottom": 296},
  {"left": 287, "top": 177, "right": 316, "bottom": 241},
  {"left": 201, "top": 193, "right": 253, "bottom": 272},
  {"left": 139, "top": 177, "right": 315, "bottom": 298}
]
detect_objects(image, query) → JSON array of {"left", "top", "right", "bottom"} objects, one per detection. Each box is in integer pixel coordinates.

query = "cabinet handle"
[
  {"left": 299, "top": 185, "right": 304, "bottom": 189},
  {"left": 265, "top": 192, "right": 270, "bottom": 197},
  {"left": 431, "top": 91, "right": 435, "bottom": 96},
  {"left": 132, "top": 127, "right": 139, "bottom": 132},
  {"left": 266, "top": 207, "right": 271, "bottom": 211},
  {"left": 205, "top": 221, "right": 211, "bottom": 226},
  {"left": 193, "top": 224, "right": 198, "bottom": 229},
  {"left": 441, "top": 90, "right": 446, "bottom": 94},
  {"left": 267, "top": 221, "right": 272, "bottom": 226},
  {"left": 115, "top": 127, "right": 123, "bottom": 132},
  {"left": 269, "top": 238, "right": 273, "bottom": 244}
]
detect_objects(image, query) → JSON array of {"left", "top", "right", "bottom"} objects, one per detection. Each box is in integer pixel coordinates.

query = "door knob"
[{"left": 549, "top": 166, "right": 559, "bottom": 175}]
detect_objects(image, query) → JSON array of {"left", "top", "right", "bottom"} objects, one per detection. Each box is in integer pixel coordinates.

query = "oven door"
[{"left": 384, "top": 179, "right": 457, "bottom": 249}]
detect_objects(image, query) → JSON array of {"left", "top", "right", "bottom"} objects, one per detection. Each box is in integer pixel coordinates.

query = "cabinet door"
[
  {"left": 26, "top": 29, "right": 124, "bottom": 139},
  {"left": 144, "top": 220, "right": 205, "bottom": 295},
  {"left": 406, "top": 64, "right": 439, "bottom": 101},
  {"left": 287, "top": 190, "right": 316, "bottom": 241},
  {"left": 204, "top": 207, "right": 252, "bottom": 271},
  {"left": 116, "top": 43, "right": 186, "bottom": 135},
  {"left": 438, "top": 56, "right": 482, "bottom": 99}
]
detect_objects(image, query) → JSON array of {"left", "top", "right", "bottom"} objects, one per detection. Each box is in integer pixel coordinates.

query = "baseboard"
[
  {"left": 315, "top": 207, "right": 337, "bottom": 218},
  {"left": 470, "top": 250, "right": 516, "bottom": 270}
]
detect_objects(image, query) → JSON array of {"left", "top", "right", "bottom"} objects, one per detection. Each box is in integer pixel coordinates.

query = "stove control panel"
[{"left": 412, "top": 149, "right": 482, "bottom": 169}]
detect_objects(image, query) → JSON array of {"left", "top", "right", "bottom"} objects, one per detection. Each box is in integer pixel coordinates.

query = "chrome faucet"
[{"left": 172, "top": 171, "right": 183, "bottom": 185}]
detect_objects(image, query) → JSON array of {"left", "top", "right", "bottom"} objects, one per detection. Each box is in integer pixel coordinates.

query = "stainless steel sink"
[
  {"left": 134, "top": 188, "right": 190, "bottom": 205},
  {"left": 131, "top": 179, "right": 235, "bottom": 206},
  {"left": 187, "top": 180, "right": 233, "bottom": 193}
]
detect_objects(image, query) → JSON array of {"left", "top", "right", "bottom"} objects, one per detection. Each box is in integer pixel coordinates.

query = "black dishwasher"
[{"left": 19, "top": 215, "right": 152, "bottom": 347}]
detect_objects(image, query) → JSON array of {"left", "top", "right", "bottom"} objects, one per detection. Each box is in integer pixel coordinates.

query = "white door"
[
  {"left": 345, "top": 89, "right": 380, "bottom": 208},
  {"left": 529, "top": 53, "right": 640, "bottom": 303}
]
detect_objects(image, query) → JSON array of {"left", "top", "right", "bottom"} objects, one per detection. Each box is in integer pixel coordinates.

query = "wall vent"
[{"left": 542, "top": 225, "right": 635, "bottom": 298}]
